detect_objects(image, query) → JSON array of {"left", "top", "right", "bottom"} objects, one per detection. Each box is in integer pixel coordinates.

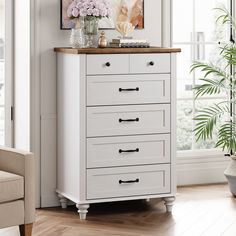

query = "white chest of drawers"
[{"left": 55, "top": 47, "right": 180, "bottom": 220}]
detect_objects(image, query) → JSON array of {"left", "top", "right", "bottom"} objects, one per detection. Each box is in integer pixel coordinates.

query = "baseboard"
[
  {"left": 177, "top": 160, "right": 229, "bottom": 186},
  {"left": 41, "top": 194, "right": 60, "bottom": 208}
]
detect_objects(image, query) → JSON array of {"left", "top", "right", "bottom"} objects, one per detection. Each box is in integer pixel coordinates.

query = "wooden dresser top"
[{"left": 54, "top": 47, "right": 181, "bottom": 54}]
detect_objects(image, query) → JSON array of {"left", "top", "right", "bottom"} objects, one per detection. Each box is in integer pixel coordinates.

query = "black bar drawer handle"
[
  {"left": 149, "top": 61, "right": 155, "bottom": 66},
  {"left": 119, "top": 118, "right": 139, "bottom": 123},
  {"left": 119, "top": 148, "right": 139, "bottom": 153},
  {"left": 119, "top": 179, "right": 139, "bottom": 184},
  {"left": 119, "top": 87, "right": 139, "bottom": 92},
  {"left": 105, "top": 62, "right": 111, "bottom": 67}
]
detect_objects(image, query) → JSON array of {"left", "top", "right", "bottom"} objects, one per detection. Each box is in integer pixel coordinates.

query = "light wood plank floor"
[{"left": 1, "top": 184, "right": 236, "bottom": 236}]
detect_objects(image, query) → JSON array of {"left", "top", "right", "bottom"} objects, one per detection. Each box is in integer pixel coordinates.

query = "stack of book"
[{"left": 109, "top": 38, "right": 150, "bottom": 48}]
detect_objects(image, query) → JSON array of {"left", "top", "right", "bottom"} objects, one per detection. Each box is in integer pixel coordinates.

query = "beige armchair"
[{"left": 0, "top": 147, "right": 35, "bottom": 236}]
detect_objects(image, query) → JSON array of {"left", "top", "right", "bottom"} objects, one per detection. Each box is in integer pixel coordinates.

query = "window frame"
[
  {"left": 172, "top": 0, "right": 232, "bottom": 156},
  {"left": 4, "top": 0, "right": 13, "bottom": 147}
]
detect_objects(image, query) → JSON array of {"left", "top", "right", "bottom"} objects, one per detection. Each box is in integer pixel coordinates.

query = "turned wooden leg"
[
  {"left": 163, "top": 197, "right": 175, "bottom": 213},
  {"left": 19, "top": 223, "right": 33, "bottom": 236},
  {"left": 58, "top": 193, "right": 68, "bottom": 209},
  {"left": 76, "top": 204, "right": 90, "bottom": 220}
]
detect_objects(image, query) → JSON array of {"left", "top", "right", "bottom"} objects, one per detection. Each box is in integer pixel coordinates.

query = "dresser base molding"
[
  {"left": 56, "top": 190, "right": 176, "bottom": 219},
  {"left": 56, "top": 189, "right": 175, "bottom": 204},
  {"left": 163, "top": 197, "right": 175, "bottom": 213}
]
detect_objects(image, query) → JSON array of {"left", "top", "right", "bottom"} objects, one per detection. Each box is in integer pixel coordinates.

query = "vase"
[
  {"left": 84, "top": 16, "right": 99, "bottom": 48},
  {"left": 70, "top": 18, "right": 85, "bottom": 48},
  {"left": 70, "top": 28, "right": 84, "bottom": 48}
]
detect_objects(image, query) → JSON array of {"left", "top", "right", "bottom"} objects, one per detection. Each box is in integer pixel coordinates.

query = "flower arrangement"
[{"left": 67, "top": 0, "right": 111, "bottom": 19}]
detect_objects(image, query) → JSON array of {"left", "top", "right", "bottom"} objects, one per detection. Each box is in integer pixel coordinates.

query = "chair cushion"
[{"left": 0, "top": 171, "right": 24, "bottom": 203}]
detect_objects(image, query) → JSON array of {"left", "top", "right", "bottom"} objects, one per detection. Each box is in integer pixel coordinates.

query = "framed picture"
[
  {"left": 61, "top": 0, "right": 144, "bottom": 30},
  {"left": 61, "top": 0, "right": 77, "bottom": 29}
]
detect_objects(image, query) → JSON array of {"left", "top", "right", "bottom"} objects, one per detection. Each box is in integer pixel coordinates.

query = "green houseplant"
[{"left": 191, "top": 7, "right": 236, "bottom": 197}]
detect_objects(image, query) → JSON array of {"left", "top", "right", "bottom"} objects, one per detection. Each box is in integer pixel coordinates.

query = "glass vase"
[
  {"left": 69, "top": 18, "right": 85, "bottom": 48},
  {"left": 84, "top": 16, "right": 99, "bottom": 48},
  {"left": 70, "top": 28, "right": 84, "bottom": 48}
]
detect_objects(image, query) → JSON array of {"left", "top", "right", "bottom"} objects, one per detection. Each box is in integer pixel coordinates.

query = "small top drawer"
[
  {"left": 130, "top": 54, "right": 170, "bottom": 74},
  {"left": 87, "top": 54, "right": 129, "bottom": 75}
]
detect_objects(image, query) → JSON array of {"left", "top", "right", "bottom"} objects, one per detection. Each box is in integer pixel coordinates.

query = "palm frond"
[
  {"left": 214, "top": 6, "right": 236, "bottom": 29},
  {"left": 194, "top": 104, "right": 227, "bottom": 141},
  {"left": 216, "top": 122, "right": 236, "bottom": 153},
  {"left": 191, "top": 62, "right": 228, "bottom": 98},
  {"left": 194, "top": 78, "right": 226, "bottom": 98},
  {"left": 221, "top": 45, "right": 236, "bottom": 66},
  {"left": 190, "top": 62, "right": 227, "bottom": 79}
]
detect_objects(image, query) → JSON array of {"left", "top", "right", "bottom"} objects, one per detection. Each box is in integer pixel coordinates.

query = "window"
[
  {"left": 0, "top": 0, "right": 13, "bottom": 146},
  {"left": 173, "top": 0, "right": 230, "bottom": 152}
]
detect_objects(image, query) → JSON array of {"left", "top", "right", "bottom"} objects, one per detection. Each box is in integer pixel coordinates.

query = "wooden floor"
[{"left": 1, "top": 184, "right": 236, "bottom": 236}]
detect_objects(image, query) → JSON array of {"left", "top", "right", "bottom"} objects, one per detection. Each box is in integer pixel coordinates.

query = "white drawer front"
[
  {"left": 87, "top": 165, "right": 170, "bottom": 199},
  {"left": 87, "top": 74, "right": 170, "bottom": 106},
  {"left": 130, "top": 54, "right": 170, "bottom": 74},
  {"left": 87, "top": 104, "right": 170, "bottom": 137},
  {"left": 87, "top": 54, "right": 129, "bottom": 75},
  {"left": 87, "top": 134, "right": 170, "bottom": 168}
]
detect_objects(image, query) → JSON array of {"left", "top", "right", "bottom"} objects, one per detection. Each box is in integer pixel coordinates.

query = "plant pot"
[{"left": 224, "top": 155, "right": 236, "bottom": 197}]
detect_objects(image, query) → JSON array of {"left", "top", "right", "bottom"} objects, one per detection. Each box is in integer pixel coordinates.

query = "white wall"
[{"left": 35, "top": 0, "right": 169, "bottom": 207}]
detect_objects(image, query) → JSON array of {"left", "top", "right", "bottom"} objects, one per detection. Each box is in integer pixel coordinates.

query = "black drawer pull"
[
  {"left": 119, "top": 148, "right": 139, "bottom": 153},
  {"left": 105, "top": 62, "right": 111, "bottom": 67},
  {"left": 119, "top": 118, "right": 139, "bottom": 123},
  {"left": 119, "top": 179, "right": 139, "bottom": 184},
  {"left": 119, "top": 87, "right": 139, "bottom": 92},
  {"left": 149, "top": 61, "right": 155, "bottom": 66}
]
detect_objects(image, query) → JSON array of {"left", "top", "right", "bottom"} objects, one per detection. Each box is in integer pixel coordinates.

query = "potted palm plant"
[{"left": 191, "top": 6, "right": 236, "bottom": 197}]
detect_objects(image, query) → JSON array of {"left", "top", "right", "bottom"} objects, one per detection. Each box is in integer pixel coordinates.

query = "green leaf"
[
  {"left": 191, "top": 62, "right": 228, "bottom": 98},
  {"left": 194, "top": 104, "right": 227, "bottom": 142},
  {"left": 216, "top": 122, "right": 236, "bottom": 153},
  {"left": 214, "top": 6, "right": 236, "bottom": 29}
]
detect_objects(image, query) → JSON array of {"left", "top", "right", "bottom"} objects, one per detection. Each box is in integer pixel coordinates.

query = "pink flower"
[
  {"left": 80, "top": 9, "right": 87, "bottom": 17},
  {"left": 67, "top": 1, "right": 77, "bottom": 18},
  {"left": 92, "top": 9, "right": 99, "bottom": 17},
  {"left": 67, "top": 0, "right": 111, "bottom": 18},
  {"left": 87, "top": 8, "right": 93, "bottom": 15},
  {"left": 72, "top": 7, "right": 80, "bottom": 17}
]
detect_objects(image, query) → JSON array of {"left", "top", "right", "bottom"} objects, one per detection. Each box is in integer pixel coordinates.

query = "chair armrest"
[{"left": 0, "top": 146, "right": 35, "bottom": 224}]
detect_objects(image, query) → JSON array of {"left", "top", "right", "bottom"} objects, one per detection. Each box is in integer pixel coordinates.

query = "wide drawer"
[
  {"left": 87, "top": 74, "right": 170, "bottom": 106},
  {"left": 87, "top": 54, "right": 129, "bottom": 75},
  {"left": 87, "top": 104, "right": 170, "bottom": 137},
  {"left": 87, "top": 134, "right": 170, "bottom": 168},
  {"left": 87, "top": 164, "right": 170, "bottom": 199},
  {"left": 130, "top": 54, "right": 170, "bottom": 74}
]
